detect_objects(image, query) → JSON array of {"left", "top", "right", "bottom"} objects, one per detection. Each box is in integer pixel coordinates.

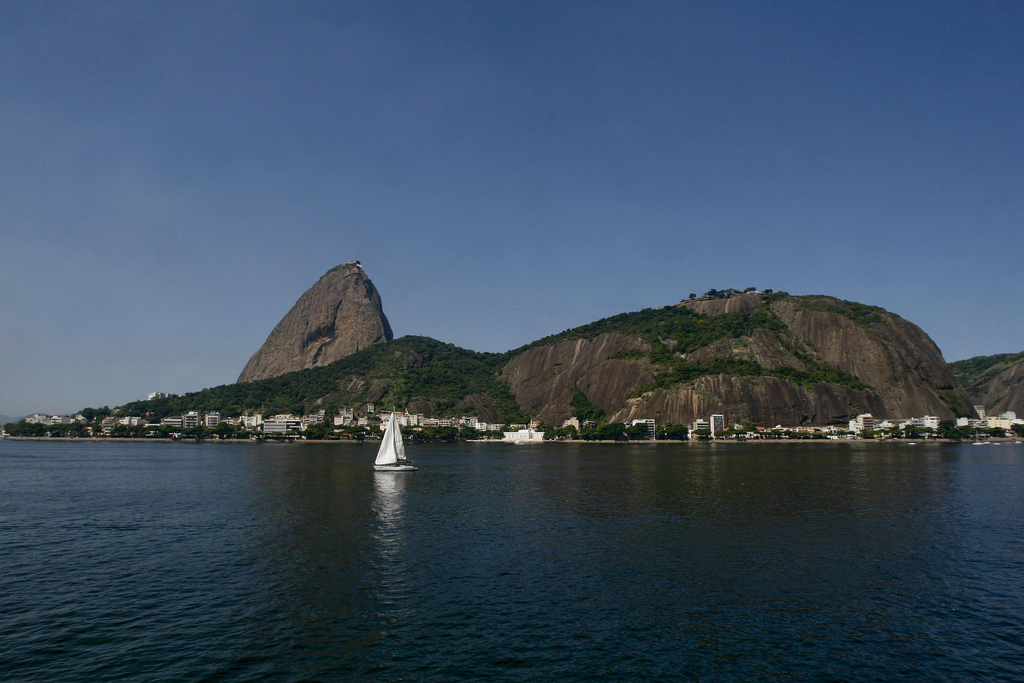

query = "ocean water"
[{"left": 1, "top": 439, "right": 1023, "bottom": 680}]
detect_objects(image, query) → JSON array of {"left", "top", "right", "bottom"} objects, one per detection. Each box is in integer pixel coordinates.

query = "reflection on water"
[
  {"left": 1, "top": 440, "right": 1023, "bottom": 680},
  {"left": 372, "top": 472, "right": 410, "bottom": 609},
  {"left": 373, "top": 471, "right": 406, "bottom": 527}
]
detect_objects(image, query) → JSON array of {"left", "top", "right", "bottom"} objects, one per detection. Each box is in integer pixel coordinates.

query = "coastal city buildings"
[{"left": 10, "top": 403, "right": 1022, "bottom": 442}]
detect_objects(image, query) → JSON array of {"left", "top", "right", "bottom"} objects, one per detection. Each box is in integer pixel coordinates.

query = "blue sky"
[{"left": 1, "top": 0, "right": 1022, "bottom": 416}]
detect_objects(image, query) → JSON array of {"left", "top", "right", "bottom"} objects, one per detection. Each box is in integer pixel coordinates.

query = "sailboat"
[{"left": 374, "top": 411, "right": 417, "bottom": 471}]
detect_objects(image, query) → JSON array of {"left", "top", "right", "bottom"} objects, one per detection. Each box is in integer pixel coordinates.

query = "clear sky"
[{"left": 1, "top": 0, "right": 1022, "bottom": 417}]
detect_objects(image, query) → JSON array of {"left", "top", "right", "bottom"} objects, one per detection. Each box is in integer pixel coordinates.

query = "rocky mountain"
[
  {"left": 126, "top": 287, "right": 974, "bottom": 428},
  {"left": 950, "top": 351, "right": 1024, "bottom": 415},
  {"left": 237, "top": 263, "right": 393, "bottom": 383},
  {"left": 502, "top": 292, "right": 973, "bottom": 426}
]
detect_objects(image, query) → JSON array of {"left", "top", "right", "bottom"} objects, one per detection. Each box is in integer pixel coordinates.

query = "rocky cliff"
[
  {"left": 503, "top": 292, "right": 974, "bottom": 426},
  {"left": 237, "top": 263, "right": 393, "bottom": 383},
  {"left": 950, "top": 351, "right": 1024, "bottom": 415}
]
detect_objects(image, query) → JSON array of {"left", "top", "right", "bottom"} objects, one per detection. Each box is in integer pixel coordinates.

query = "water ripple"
[{"left": 1, "top": 441, "right": 1023, "bottom": 680}]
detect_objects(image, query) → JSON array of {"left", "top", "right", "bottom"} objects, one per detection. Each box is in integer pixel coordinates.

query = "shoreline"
[{"left": 3, "top": 436, "right": 1020, "bottom": 445}]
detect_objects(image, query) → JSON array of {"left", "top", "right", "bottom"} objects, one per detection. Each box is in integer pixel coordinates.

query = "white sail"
[
  {"left": 393, "top": 413, "right": 406, "bottom": 461},
  {"left": 375, "top": 413, "right": 399, "bottom": 465}
]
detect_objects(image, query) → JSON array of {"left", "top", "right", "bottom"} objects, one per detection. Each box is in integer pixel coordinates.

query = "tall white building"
[{"left": 710, "top": 414, "right": 725, "bottom": 435}]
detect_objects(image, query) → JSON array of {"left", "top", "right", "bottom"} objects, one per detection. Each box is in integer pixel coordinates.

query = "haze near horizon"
[{"left": 1, "top": 1, "right": 1022, "bottom": 416}]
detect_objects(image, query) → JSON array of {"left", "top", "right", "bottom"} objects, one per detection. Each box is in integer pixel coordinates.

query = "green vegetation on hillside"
[
  {"left": 570, "top": 389, "right": 606, "bottom": 422},
  {"left": 513, "top": 294, "right": 876, "bottom": 400},
  {"left": 933, "top": 388, "right": 973, "bottom": 418},
  {"left": 949, "top": 350, "right": 1024, "bottom": 388},
  {"left": 793, "top": 297, "right": 891, "bottom": 328},
  {"left": 629, "top": 356, "right": 869, "bottom": 398},
  {"left": 517, "top": 303, "right": 788, "bottom": 355},
  {"left": 115, "top": 336, "right": 525, "bottom": 423}
]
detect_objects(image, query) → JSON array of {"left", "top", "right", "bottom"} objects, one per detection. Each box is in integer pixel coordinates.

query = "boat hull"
[{"left": 374, "top": 464, "right": 418, "bottom": 471}]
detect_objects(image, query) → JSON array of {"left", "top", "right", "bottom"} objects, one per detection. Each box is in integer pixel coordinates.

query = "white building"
[
  {"left": 398, "top": 413, "right": 422, "bottom": 427},
  {"left": 692, "top": 418, "right": 710, "bottom": 433},
  {"left": 301, "top": 411, "right": 325, "bottom": 429},
  {"left": 148, "top": 392, "right": 172, "bottom": 401},
  {"left": 183, "top": 411, "right": 201, "bottom": 428},
  {"left": 908, "top": 416, "right": 940, "bottom": 430},
  {"left": 161, "top": 416, "right": 184, "bottom": 428},
  {"left": 503, "top": 428, "right": 545, "bottom": 443},
  {"left": 204, "top": 412, "right": 221, "bottom": 428},
  {"left": 631, "top": 419, "right": 656, "bottom": 440},
  {"left": 562, "top": 417, "right": 581, "bottom": 431},
  {"left": 263, "top": 416, "right": 302, "bottom": 434},
  {"left": 239, "top": 413, "right": 263, "bottom": 429},
  {"left": 848, "top": 414, "right": 875, "bottom": 434}
]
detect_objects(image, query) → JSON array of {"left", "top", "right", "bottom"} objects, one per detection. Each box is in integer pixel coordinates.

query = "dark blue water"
[{"left": 1, "top": 440, "right": 1023, "bottom": 680}]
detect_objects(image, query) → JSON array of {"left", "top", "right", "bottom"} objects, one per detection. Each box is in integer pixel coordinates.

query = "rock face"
[
  {"left": 974, "top": 362, "right": 1024, "bottom": 414},
  {"left": 950, "top": 352, "right": 1024, "bottom": 415},
  {"left": 502, "top": 333, "right": 653, "bottom": 422},
  {"left": 237, "top": 263, "right": 392, "bottom": 383},
  {"left": 503, "top": 293, "right": 974, "bottom": 426}
]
